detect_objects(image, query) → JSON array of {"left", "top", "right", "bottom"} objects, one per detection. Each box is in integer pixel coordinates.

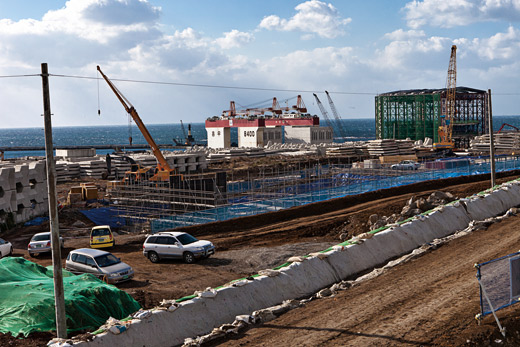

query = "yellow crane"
[
  {"left": 97, "top": 66, "right": 176, "bottom": 182},
  {"left": 434, "top": 45, "right": 457, "bottom": 150}
]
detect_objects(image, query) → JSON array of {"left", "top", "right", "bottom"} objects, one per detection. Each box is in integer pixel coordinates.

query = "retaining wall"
[{"left": 72, "top": 179, "right": 520, "bottom": 347}]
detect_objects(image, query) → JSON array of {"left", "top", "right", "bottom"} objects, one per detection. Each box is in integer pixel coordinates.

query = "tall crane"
[
  {"left": 313, "top": 93, "right": 335, "bottom": 135},
  {"left": 325, "top": 91, "right": 347, "bottom": 140},
  {"left": 97, "top": 66, "right": 175, "bottom": 181},
  {"left": 434, "top": 45, "right": 457, "bottom": 150}
]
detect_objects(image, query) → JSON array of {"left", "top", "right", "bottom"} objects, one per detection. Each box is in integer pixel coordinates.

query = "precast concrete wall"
[
  {"left": 0, "top": 161, "right": 48, "bottom": 225},
  {"left": 72, "top": 179, "right": 520, "bottom": 347}
]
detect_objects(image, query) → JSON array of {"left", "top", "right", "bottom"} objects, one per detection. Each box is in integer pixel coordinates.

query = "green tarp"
[{"left": 0, "top": 257, "right": 140, "bottom": 337}]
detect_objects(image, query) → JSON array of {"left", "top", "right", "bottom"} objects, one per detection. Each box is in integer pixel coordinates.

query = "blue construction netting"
[
  {"left": 149, "top": 156, "right": 520, "bottom": 232},
  {"left": 80, "top": 207, "right": 126, "bottom": 228},
  {"left": 476, "top": 251, "right": 520, "bottom": 317}
]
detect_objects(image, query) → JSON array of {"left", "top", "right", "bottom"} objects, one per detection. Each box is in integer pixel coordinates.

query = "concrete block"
[
  {"left": 0, "top": 190, "right": 15, "bottom": 212},
  {"left": 14, "top": 165, "right": 29, "bottom": 189},
  {"left": 0, "top": 167, "right": 15, "bottom": 192},
  {"left": 28, "top": 161, "right": 46, "bottom": 183},
  {"left": 56, "top": 148, "right": 96, "bottom": 158}
]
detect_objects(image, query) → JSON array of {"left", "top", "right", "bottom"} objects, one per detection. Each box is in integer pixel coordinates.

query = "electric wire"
[
  {"left": 0, "top": 74, "right": 40, "bottom": 78},
  {"left": 48, "top": 73, "right": 376, "bottom": 95},
  {"left": 0, "top": 72, "right": 518, "bottom": 96}
]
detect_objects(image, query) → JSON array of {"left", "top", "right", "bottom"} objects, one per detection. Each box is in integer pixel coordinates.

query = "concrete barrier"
[
  {"left": 0, "top": 162, "right": 48, "bottom": 224},
  {"left": 71, "top": 179, "right": 520, "bottom": 347}
]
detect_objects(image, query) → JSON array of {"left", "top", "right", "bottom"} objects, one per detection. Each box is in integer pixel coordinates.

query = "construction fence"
[
  {"left": 147, "top": 155, "right": 520, "bottom": 232},
  {"left": 476, "top": 251, "right": 520, "bottom": 324}
]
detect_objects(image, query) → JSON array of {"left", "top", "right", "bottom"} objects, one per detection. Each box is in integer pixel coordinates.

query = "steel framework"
[{"left": 375, "top": 87, "right": 488, "bottom": 148}]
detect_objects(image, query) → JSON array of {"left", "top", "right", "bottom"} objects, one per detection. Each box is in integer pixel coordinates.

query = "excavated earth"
[{"left": 2, "top": 170, "right": 520, "bottom": 346}]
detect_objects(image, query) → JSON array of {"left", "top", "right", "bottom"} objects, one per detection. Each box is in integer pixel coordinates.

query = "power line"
[
  {"left": 1, "top": 72, "right": 519, "bottom": 96},
  {"left": 48, "top": 73, "right": 376, "bottom": 95},
  {"left": 0, "top": 74, "right": 40, "bottom": 78}
]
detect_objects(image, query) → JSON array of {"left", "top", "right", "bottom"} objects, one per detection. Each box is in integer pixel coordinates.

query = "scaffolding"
[
  {"left": 108, "top": 171, "right": 227, "bottom": 228},
  {"left": 150, "top": 155, "right": 520, "bottom": 232},
  {"left": 375, "top": 87, "right": 488, "bottom": 147}
]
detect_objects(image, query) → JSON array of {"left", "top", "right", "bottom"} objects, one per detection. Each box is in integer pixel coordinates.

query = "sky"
[{"left": 0, "top": 0, "right": 519, "bottom": 128}]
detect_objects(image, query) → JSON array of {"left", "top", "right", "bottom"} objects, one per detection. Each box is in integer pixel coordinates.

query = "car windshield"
[
  {"left": 176, "top": 233, "right": 198, "bottom": 245},
  {"left": 92, "top": 229, "right": 110, "bottom": 237},
  {"left": 32, "top": 234, "right": 50, "bottom": 242},
  {"left": 94, "top": 253, "right": 121, "bottom": 267}
]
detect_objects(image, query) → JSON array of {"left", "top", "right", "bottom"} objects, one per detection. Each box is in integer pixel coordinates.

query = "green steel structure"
[{"left": 375, "top": 87, "right": 488, "bottom": 148}]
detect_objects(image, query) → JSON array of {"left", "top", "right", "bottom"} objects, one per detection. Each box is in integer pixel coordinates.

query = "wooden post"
[
  {"left": 41, "top": 63, "right": 67, "bottom": 338},
  {"left": 488, "top": 89, "right": 496, "bottom": 187}
]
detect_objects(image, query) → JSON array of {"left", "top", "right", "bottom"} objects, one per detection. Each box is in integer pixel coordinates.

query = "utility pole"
[
  {"left": 488, "top": 89, "right": 496, "bottom": 187},
  {"left": 41, "top": 63, "right": 67, "bottom": 338}
]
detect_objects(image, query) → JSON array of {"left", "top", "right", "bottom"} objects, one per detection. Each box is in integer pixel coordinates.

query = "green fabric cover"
[{"left": 0, "top": 257, "right": 140, "bottom": 336}]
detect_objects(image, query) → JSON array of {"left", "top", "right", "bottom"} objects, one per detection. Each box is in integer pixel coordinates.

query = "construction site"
[
  {"left": 375, "top": 86, "right": 488, "bottom": 148},
  {"left": 5, "top": 44, "right": 520, "bottom": 347}
]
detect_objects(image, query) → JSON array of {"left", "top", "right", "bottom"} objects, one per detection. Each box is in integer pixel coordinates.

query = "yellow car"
[{"left": 90, "top": 225, "right": 115, "bottom": 249}]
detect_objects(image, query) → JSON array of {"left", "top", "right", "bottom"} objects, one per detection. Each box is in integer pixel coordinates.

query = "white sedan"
[
  {"left": 391, "top": 160, "right": 421, "bottom": 170},
  {"left": 0, "top": 238, "right": 13, "bottom": 258}
]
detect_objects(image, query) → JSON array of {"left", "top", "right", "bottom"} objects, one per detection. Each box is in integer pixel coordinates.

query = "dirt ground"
[
  {"left": 1, "top": 170, "right": 520, "bottom": 346},
  {"left": 213, "top": 208, "right": 520, "bottom": 347}
]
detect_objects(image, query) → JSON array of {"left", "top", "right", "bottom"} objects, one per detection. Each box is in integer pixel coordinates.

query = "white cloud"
[
  {"left": 215, "top": 30, "right": 254, "bottom": 49},
  {"left": 374, "top": 32, "right": 450, "bottom": 70},
  {"left": 404, "top": 0, "right": 520, "bottom": 28},
  {"left": 258, "top": 0, "right": 351, "bottom": 39},
  {"left": 384, "top": 29, "right": 426, "bottom": 41},
  {"left": 465, "top": 26, "right": 520, "bottom": 60}
]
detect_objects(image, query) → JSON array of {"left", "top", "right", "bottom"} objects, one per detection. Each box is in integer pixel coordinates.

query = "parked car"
[
  {"left": 391, "top": 160, "right": 421, "bottom": 170},
  {"left": 90, "top": 225, "right": 115, "bottom": 249},
  {"left": 0, "top": 238, "right": 13, "bottom": 258},
  {"left": 65, "top": 248, "right": 133, "bottom": 284},
  {"left": 27, "top": 232, "right": 63, "bottom": 257},
  {"left": 143, "top": 231, "right": 215, "bottom": 264}
]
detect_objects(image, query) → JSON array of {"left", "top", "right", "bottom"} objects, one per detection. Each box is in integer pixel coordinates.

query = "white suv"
[{"left": 143, "top": 232, "right": 215, "bottom": 264}]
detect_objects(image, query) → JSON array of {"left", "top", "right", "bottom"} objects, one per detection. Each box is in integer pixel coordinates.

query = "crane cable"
[{"left": 97, "top": 69, "right": 101, "bottom": 116}]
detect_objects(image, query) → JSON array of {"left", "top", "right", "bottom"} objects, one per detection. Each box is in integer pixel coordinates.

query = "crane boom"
[
  {"left": 180, "top": 120, "right": 187, "bottom": 140},
  {"left": 325, "top": 91, "right": 347, "bottom": 140},
  {"left": 434, "top": 45, "right": 457, "bottom": 149},
  {"left": 313, "top": 93, "right": 335, "bottom": 135},
  {"left": 96, "top": 66, "right": 173, "bottom": 174}
]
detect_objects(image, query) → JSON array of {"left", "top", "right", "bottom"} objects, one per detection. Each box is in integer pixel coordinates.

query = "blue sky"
[{"left": 0, "top": 0, "right": 519, "bottom": 128}]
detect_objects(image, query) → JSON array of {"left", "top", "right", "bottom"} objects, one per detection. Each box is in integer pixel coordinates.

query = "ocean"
[{"left": 1, "top": 116, "right": 519, "bottom": 159}]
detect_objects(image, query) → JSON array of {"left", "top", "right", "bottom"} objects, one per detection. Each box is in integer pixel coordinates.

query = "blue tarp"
[
  {"left": 80, "top": 207, "right": 126, "bottom": 228},
  {"left": 23, "top": 216, "right": 49, "bottom": 226}
]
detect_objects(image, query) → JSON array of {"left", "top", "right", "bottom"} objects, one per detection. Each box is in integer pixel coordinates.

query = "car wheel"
[
  {"left": 29, "top": 252, "right": 36, "bottom": 258},
  {"left": 148, "top": 251, "right": 160, "bottom": 263},
  {"left": 8, "top": 247, "right": 12, "bottom": 256},
  {"left": 183, "top": 252, "right": 195, "bottom": 264}
]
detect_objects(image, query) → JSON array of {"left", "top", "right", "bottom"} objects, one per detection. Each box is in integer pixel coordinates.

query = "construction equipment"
[
  {"left": 434, "top": 45, "right": 457, "bottom": 150},
  {"left": 325, "top": 91, "right": 347, "bottom": 140},
  {"left": 497, "top": 123, "right": 520, "bottom": 133},
  {"left": 174, "top": 120, "right": 196, "bottom": 146},
  {"left": 222, "top": 95, "right": 308, "bottom": 118},
  {"left": 97, "top": 66, "right": 175, "bottom": 182},
  {"left": 313, "top": 93, "right": 335, "bottom": 135},
  {"left": 104, "top": 154, "right": 152, "bottom": 181}
]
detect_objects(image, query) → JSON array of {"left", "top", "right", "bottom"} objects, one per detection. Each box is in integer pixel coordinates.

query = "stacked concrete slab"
[
  {"left": 56, "top": 162, "right": 81, "bottom": 182},
  {"left": 470, "top": 133, "right": 520, "bottom": 154},
  {"left": 0, "top": 161, "right": 48, "bottom": 225},
  {"left": 367, "top": 139, "right": 400, "bottom": 156},
  {"left": 78, "top": 160, "right": 105, "bottom": 179}
]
